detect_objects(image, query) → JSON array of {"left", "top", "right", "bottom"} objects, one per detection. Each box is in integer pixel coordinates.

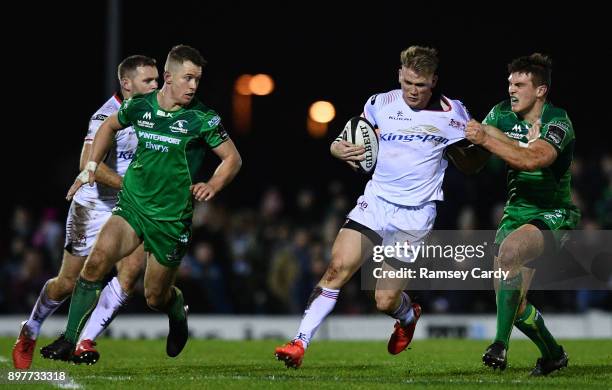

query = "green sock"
[
  {"left": 494, "top": 273, "right": 522, "bottom": 348},
  {"left": 514, "top": 302, "right": 563, "bottom": 359},
  {"left": 166, "top": 286, "right": 185, "bottom": 321},
  {"left": 65, "top": 277, "right": 103, "bottom": 343}
]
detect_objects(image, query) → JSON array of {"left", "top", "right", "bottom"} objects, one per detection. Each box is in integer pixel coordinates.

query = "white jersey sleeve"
[
  {"left": 84, "top": 95, "right": 121, "bottom": 144},
  {"left": 363, "top": 94, "right": 380, "bottom": 126}
]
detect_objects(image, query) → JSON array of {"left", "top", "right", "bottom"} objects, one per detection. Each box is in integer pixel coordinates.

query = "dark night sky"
[{"left": 4, "top": 3, "right": 609, "bottom": 223}]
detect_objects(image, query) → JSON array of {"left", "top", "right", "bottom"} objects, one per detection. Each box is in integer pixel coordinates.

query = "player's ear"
[
  {"left": 398, "top": 68, "right": 402, "bottom": 84},
  {"left": 164, "top": 70, "right": 172, "bottom": 85},
  {"left": 536, "top": 84, "right": 548, "bottom": 98},
  {"left": 120, "top": 78, "right": 130, "bottom": 93}
]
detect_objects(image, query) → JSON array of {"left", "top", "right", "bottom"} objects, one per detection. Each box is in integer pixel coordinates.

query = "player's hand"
[
  {"left": 66, "top": 162, "right": 98, "bottom": 201},
  {"left": 465, "top": 120, "right": 488, "bottom": 145},
  {"left": 191, "top": 182, "right": 217, "bottom": 201},
  {"left": 330, "top": 140, "right": 366, "bottom": 161}
]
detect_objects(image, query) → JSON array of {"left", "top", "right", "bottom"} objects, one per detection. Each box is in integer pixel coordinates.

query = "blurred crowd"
[{"left": 2, "top": 154, "right": 611, "bottom": 316}]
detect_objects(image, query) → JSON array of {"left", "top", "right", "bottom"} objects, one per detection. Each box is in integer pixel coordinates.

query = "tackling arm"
[{"left": 465, "top": 120, "right": 557, "bottom": 172}]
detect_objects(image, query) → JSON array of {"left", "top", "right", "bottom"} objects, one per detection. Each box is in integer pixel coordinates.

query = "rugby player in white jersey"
[
  {"left": 275, "top": 46, "right": 486, "bottom": 368},
  {"left": 12, "top": 55, "right": 159, "bottom": 369}
]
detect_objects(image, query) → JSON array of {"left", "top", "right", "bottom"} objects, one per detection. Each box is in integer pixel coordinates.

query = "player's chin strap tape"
[{"left": 76, "top": 161, "right": 98, "bottom": 184}]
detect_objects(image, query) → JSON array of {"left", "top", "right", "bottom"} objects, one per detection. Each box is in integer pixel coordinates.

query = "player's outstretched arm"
[
  {"left": 191, "top": 139, "right": 242, "bottom": 202},
  {"left": 465, "top": 119, "right": 557, "bottom": 172},
  {"left": 66, "top": 114, "right": 124, "bottom": 200}
]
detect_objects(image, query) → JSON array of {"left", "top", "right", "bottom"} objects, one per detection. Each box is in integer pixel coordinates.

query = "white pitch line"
[{"left": 56, "top": 377, "right": 83, "bottom": 389}]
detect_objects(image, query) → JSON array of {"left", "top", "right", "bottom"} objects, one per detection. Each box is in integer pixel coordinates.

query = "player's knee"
[
  {"left": 88, "top": 245, "right": 112, "bottom": 265},
  {"left": 59, "top": 275, "right": 77, "bottom": 294},
  {"left": 375, "top": 291, "right": 398, "bottom": 313},
  {"left": 498, "top": 240, "right": 521, "bottom": 271},
  {"left": 82, "top": 248, "right": 110, "bottom": 279},
  {"left": 323, "top": 260, "right": 347, "bottom": 285},
  {"left": 49, "top": 276, "right": 76, "bottom": 298},
  {"left": 324, "top": 251, "right": 355, "bottom": 282}
]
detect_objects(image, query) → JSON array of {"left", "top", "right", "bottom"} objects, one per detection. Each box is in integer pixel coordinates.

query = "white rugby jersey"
[
  {"left": 74, "top": 94, "right": 138, "bottom": 211},
  {"left": 362, "top": 89, "right": 469, "bottom": 206}
]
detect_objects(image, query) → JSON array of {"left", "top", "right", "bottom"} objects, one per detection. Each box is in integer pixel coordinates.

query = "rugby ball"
[{"left": 342, "top": 116, "right": 378, "bottom": 174}]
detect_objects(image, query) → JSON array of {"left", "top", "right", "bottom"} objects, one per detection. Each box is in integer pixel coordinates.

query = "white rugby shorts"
[
  {"left": 64, "top": 200, "right": 112, "bottom": 257},
  {"left": 346, "top": 181, "right": 436, "bottom": 262}
]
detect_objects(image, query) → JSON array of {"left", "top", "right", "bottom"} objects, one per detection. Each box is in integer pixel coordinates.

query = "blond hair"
[{"left": 400, "top": 46, "right": 439, "bottom": 75}]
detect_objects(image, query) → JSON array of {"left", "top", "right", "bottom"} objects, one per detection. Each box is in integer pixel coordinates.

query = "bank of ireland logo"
[
  {"left": 208, "top": 115, "right": 221, "bottom": 128},
  {"left": 170, "top": 119, "right": 189, "bottom": 134}
]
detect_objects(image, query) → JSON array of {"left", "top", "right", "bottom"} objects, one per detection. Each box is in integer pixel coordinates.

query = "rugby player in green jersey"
[
  {"left": 466, "top": 53, "right": 579, "bottom": 375},
  {"left": 42, "top": 45, "right": 242, "bottom": 362},
  {"left": 15, "top": 55, "right": 157, "bottom": 369}
]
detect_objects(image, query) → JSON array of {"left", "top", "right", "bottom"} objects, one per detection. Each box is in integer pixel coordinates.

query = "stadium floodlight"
[
  {"left": 249, "top": 74, "right": 274, "bottom": 96},
  {"left": 309, "top": 101, "right": 335, "bottom": 123},
  {"left": 307, "top": 101, "right": 336, "bottom": 138},
  {"left": 235, "top": 74, "right": 253, "bottom": 95}
]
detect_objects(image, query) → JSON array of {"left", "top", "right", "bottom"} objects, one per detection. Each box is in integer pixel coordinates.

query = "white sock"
[
  {"left": 79, "top": 277, "right": 129, "bottom": 342},
  {"left": 294, "top": 287, "right": 339, "bottom": 349},
  {"left": 391, "top": 292, "right": 414, "bottom": 326},
  {"left": 25, "top": 280, "right": 66, "bottom": 339}
]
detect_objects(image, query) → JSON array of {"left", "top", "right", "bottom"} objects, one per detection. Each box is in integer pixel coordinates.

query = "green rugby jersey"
[
  {"left": 117, "top": 91, "right": 228, "bottom": 221},
  {"left": 483, "top": 100, "right": 577, "bottom": 210}
]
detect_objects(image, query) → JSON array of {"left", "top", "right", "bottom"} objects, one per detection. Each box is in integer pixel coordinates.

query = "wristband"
[{"left": 85, "top": 161, "right": 98, "bottom": 172}]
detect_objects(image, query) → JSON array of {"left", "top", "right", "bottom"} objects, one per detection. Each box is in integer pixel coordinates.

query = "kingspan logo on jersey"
[
  {"left": 137, "top": 112, "right": 155, "bottom": 129},
  {"left": 118, "top": 151, "right": 135, "bottom": 160},
  {"left": 380, "top": 125, "right": 449, "bottom": 145},
  {"left": 169, "top": 120, "right": 189, "bottom": 134}
]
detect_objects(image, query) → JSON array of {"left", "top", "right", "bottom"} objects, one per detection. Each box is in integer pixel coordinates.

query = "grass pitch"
[{"left": 1, "top": 338, "right": 611, "bottom": 389}]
